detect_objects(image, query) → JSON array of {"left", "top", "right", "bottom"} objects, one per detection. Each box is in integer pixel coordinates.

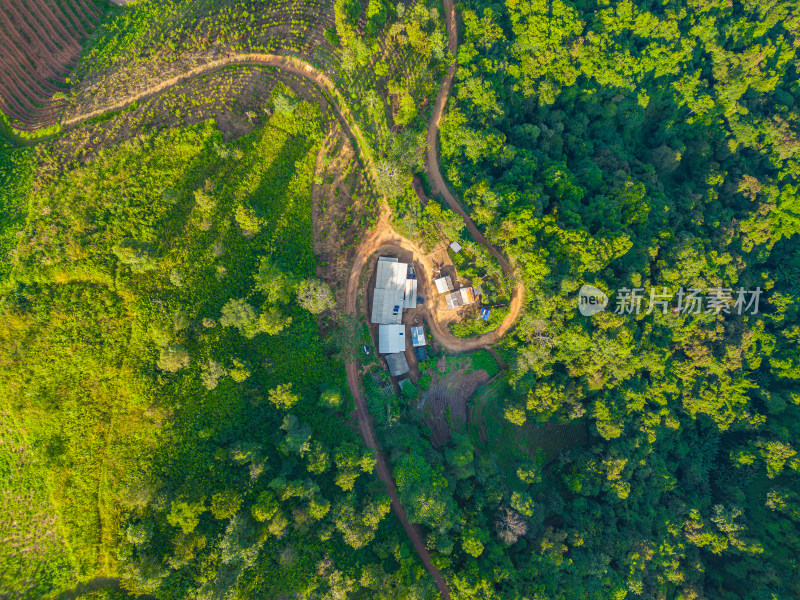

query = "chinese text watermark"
[{"left": 578, "top": 286, "right": 762, "bottom": 316}]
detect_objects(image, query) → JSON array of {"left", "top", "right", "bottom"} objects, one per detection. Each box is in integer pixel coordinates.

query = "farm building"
[
  {"left": 379, "top": 324, "right": 407, "bottom": 354},
  {"left": 434, "top": 276, "right": 454, "bottom": 294},
  {"left": 372, "top": 257, "right": 408, "bottom": 324},
  {"left": 410, "top": 326, "right": 426, "bottom": 347},
  {"left": 449, "top": 241, "right": 462, "bottom": 253},
  {"left": 372, "top": 289, "right": 404, "bottom": 324},
  {"left": 385, "top": 352, "right": 410, "bottom": 377},
  {"left": 404, "top": 278, "right": 418, "bottom": 309},
  {"left": 375, "top": 257, "right": 406, "bottom": 289},
  {"left": 445, "top": 287, "right": 476, "bottom": 309}
]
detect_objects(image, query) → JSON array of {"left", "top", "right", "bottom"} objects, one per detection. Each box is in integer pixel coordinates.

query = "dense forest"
[
  {"left": 436, "top": 0, "right": 800, "bottom": 598},
  {"left": 1, "top": 0, "right": 799, "bottom": 599}
]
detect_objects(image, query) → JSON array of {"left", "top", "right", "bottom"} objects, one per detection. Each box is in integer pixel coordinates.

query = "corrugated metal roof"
[
  {"left": 404, "top": 278, "right": 418, "bottom": 309},
  {"left": 385, "top": 352, "right": 409, "bottom": 376},
  {"left": 371, "top": 289, "right": 404, "bottom": 324},
  {"left": 376, "top": 259, "right": 407, "bottom": 291},
  {"left": 379, "top": 324, "right": 406, "bottom": 354},
  {"left": 372, "top": 257, "right": 409, "bottom": 324},
  {"left": 411, "top": 326, "right": 426, "bottom": 347},
  {"left": 434, "top": 276, "right": 453, "bottom": 294},
  {"left": 445, "top": 287, "right": 475, "bottom": 309},
  {"left": 445, "top": 291, "right": 462, "bottom": 309}
]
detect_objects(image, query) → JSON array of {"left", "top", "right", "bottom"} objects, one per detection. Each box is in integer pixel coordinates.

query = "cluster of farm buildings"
[{"left": 370, "top": 246, "right": 478, "bottom": 378}]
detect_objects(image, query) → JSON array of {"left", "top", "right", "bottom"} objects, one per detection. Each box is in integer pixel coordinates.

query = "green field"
[{"left": 0, "top": 96, "right": 419, "bottom": 598}]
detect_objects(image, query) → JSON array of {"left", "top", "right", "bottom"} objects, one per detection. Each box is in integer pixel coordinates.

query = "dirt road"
[
  {"left": 56, "top": 13, "right": 524, "bottom": 595},
  {"left": 62, "top": 54, "right": 380, "bottom": 176},
  {"left": 61, "top": 48, "right": 454, "bottom": 600}
]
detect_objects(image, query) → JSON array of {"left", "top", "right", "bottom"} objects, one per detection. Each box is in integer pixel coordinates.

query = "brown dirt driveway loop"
[{"left": 57, "top": 1, "right": 528, "bottom": 594}]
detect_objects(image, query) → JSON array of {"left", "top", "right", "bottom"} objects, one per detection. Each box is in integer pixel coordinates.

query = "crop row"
[{"left": 0, "top": 0, "right": 104, "bottom": 130}]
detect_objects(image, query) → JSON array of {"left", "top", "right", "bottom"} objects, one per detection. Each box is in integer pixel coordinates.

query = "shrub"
[
  {"left": 211, "top": 490, "right": 243, "bottom": 520},
  {"left": 320, "top": 387, "right": 342, "bottom": 408},
  {"left": 234, "top": 203, "right": 262, "bottom": 233},
  {"left": 229, "top": 359, "right": 251, "bottom": 383},
  {"left": 220, "top": 299, "right": 261, "bottom": 338},
  {"left": 251, "top": 490, "right": 279, "bottom": 522},
  {"left": 297, "top": 278, "right": 334, "bottom": 314},
  {"left": 157, "top": 345, "right": 190, "bottom": 372},
  {"left": 200, "top": 359, "right": 227, "bottom": 390},
  {"left": 268, "top": 383, "right": 299, "bottom": 410},
  {"left": 166, "top": 499, "right": 206, "bottom": 534},
  {"left": 113, "top": 239, "right": 158, "bottom": 273}
]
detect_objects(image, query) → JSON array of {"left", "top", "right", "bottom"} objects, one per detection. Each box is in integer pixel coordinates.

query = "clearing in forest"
[
  {"left": 470, "top": 379, "right": 589, "bottom": 469},
  {"left": 416, "top": 351, "right": 500, "bottom": 447}
]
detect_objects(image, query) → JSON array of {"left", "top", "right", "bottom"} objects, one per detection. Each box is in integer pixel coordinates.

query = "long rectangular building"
[
  {"left": 372, "top": 257, "right": 409, "bottom": 324},
  {"left": 404, "top": 278, "right": 418, "bottom": 309}
]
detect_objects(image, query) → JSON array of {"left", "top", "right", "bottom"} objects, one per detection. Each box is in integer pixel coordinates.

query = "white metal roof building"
[
  {"left": 404, "top": 278, "right": 418, "bottom": 309},
  {"left": 375, "top": 257, "right": 407, "bottom": 291},
  {"left": 449, "top": 241, "right": 462, "bottom": 253},
  {"left": 372, "top": 289, "right": 404, "bottom": 324},
  {"left": 445, "top": 287, "right": 475, "bottom": 309},
  {"left": 372, "top": 257, "right": 409, "bottom": 324},
  {"left": 410, "top": 326, "right": 426, "bottom": 347},
  {"left": 434, "top": 276, "right": 454, "bottom": 294},
  {"left": 379, "top": 324, "right": 407, "bottom": 354}
]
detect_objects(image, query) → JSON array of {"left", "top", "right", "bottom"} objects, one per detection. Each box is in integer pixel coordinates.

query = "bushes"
[
  {"left": 157, "top": 344, "right": 191, "bottom": 372},
  {"left": 296, "top": 277, "right": 335, "bottom": 314},
  {"left": 220, "top": 298, "right": 261, "bottom": 338}
]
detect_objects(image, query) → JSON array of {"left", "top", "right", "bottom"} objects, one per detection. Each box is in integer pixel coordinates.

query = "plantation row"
[
  {"left": 64, "top": 0, "right": 338, "bottom": 125},
  {"left": 0, "top": 0, "right": 105, "bottom": 130}
]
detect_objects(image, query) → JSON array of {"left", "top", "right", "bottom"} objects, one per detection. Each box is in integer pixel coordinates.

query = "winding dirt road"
[{"left": 54, "top": 10, "right": 525, "bottom": 596}]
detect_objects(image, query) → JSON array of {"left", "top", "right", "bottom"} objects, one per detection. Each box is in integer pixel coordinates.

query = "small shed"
[
  {"left": 386, "top": 352, "right": 410, "bottom": 377},
  {"left": 445, "top": 287, "right": 475, "bottom": 309},
  {"left": 449, "top": 241, "right": 462, "bottom": 253},
  {"left": 379, "top": 324, "right": 406, "bottom": 354},
  {"left": 414, "top": 346, "right": 427, "bottom": 362},
  {"left": 480, "top": 308, "right": 491, "bottom": 321},
  {"left": 434, "top": 276, "right": 454, "bottom": 294},
  {"left": 410, "top": 326, "right": 426, "bottom": 347}
]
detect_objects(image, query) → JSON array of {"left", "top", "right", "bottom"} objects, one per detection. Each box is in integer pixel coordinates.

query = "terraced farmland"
[{"left": 0, "top": 0, "right": 103, "bottom": 130}]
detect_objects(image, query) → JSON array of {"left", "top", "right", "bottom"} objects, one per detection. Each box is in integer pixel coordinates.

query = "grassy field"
[
  {"left": 468, "top": 379, "right": 588, "bottom": 482},
  {"left": 0, "top": 91, "right": 333, "bottom": 592}
]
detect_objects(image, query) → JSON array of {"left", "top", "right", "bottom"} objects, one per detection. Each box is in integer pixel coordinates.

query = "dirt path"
[
  {"left": 62, "top": 54, "right": 379, "bottom": 178},
  {"left": 343, "top": 216, "right": 451, "bottom": 599},
  {"left": 56, "top": 17, "right": 524, "bottom": 595},
  {"left": 425, "top": 0, "right": 526, "bottom": 319}
]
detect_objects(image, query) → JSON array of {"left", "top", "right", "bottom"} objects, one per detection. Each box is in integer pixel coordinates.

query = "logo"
[{"left": 578, "top": 285, "right": 608, "bottom": 316}]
